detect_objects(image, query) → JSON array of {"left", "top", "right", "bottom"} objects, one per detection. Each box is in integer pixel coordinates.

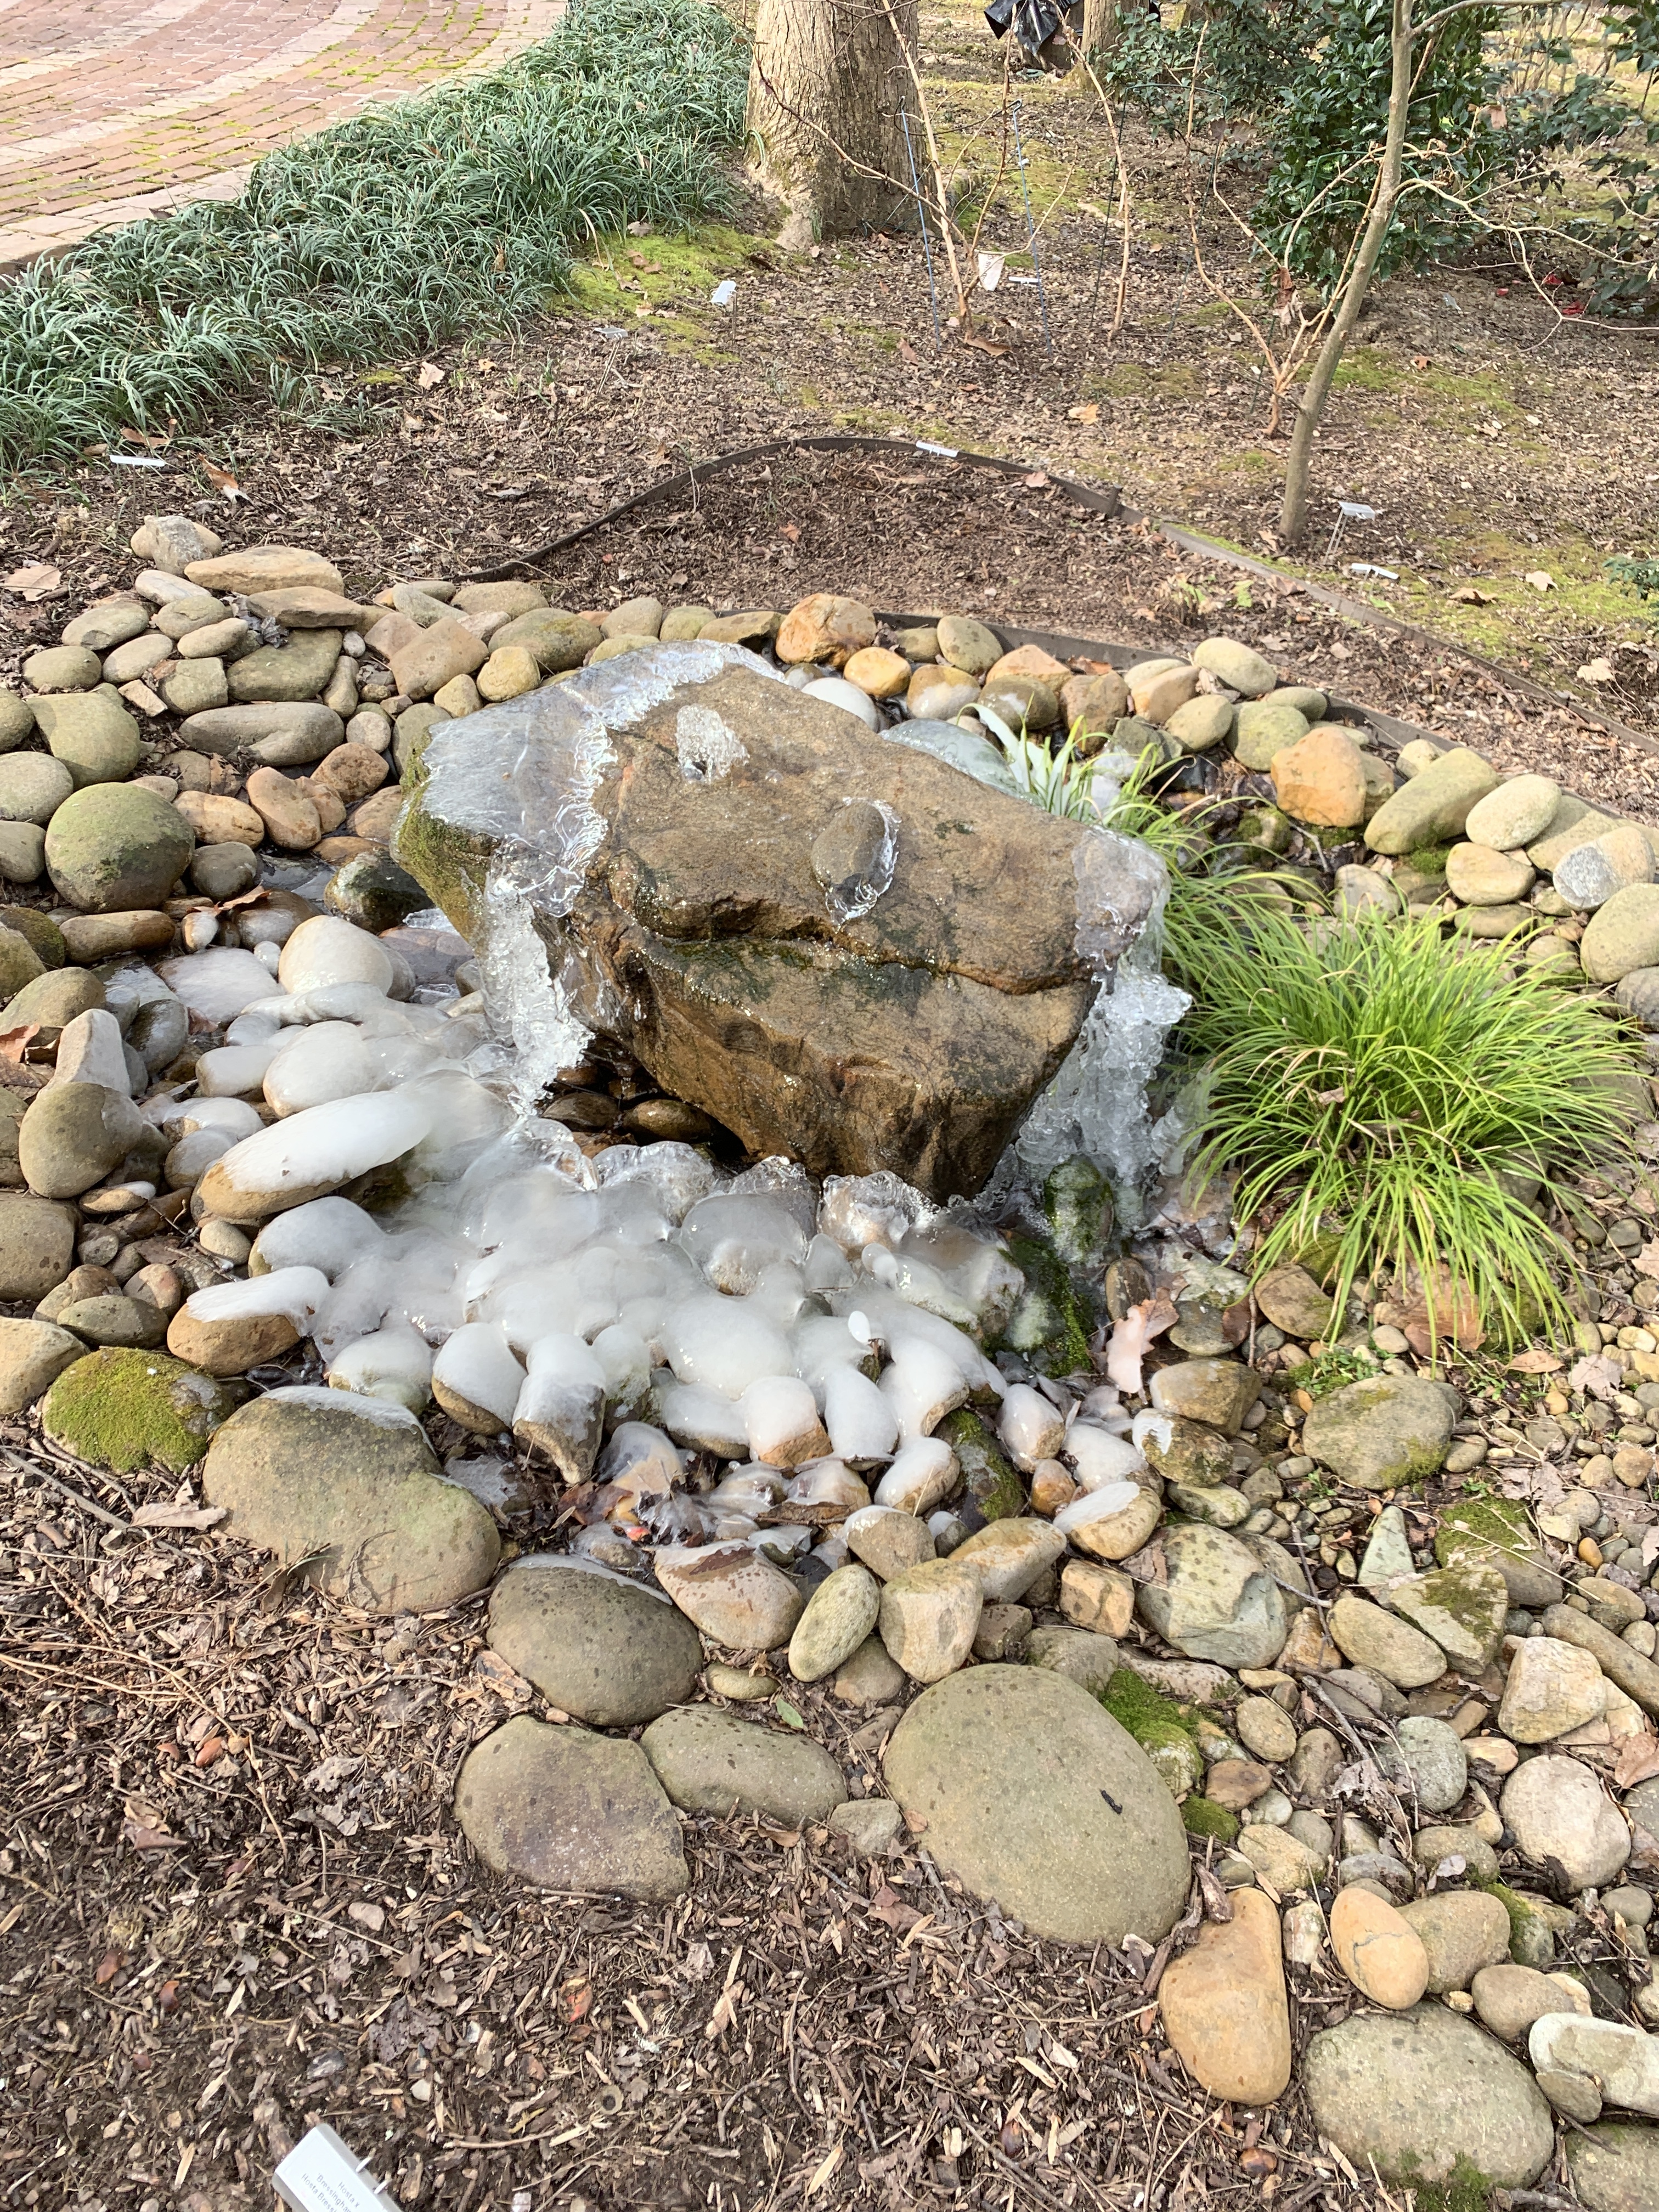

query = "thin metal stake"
[
  {"left": 900, "top": 106, "right": 942, "bottom": 354},
  {"left": 1010, "top": 99, "right": 1054, "bottom": 362}
]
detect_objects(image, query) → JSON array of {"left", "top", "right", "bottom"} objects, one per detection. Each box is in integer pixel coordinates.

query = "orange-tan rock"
[
  {"left": 1159, "top": 1887, "right": 1291, "bottom": 2105},
  {"left": 1330, "top": 1885, "right": 1430, "bottom": 2009}
]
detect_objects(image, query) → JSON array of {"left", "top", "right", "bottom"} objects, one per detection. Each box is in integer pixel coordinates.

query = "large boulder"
[
  {"left": 396, "top": 645, "right": 1163, "bottom": 1199},
  {"left": 882, "top": 1663, "right": 1190, "bottom": 1943}
]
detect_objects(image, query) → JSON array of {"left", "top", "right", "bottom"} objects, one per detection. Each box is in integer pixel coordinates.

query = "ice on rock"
[
  {"left": 661, "top": 1292, "right": 794, "bottom": 1398},
  {"left": 590, "top": 1323, "right": 652, "bottom": 1418},
  {"left": 792, "top": 1312, "right": 871, "bottom": 1391},
  {"left": 656, "top": 1379, "right": 749, "bottom": 1458},
  {"left": 822, "top": 1363, "right": 899, "bottom": 1464},
  {"left": 826, "top": 1288, "right": 1003, "bottom": 1397},
  {"left": 278, "top": 915, "right": 394, "bottom": 997},
  {"left": 263, "top": 981, "right": 396, "bottom": 1026},
  {"left": 679, "top": 1190, "right": 810, "bottom": 1293},
  {"left": 513, "top": 1331, "right": 607, "bottom": 1482},
  {"left": 432, "top": 1321, "right": 526, "bottom": 1433},
  {"left": 860, "top": 1240, "right": 977, "bottom": 1329},
  {"left": 899, "top": 1220, "right": 1024, "bottom": 1336},
  {"left": 706, "top": 1465, "right": 787, "bottom": 1517},
  {"left": 250, "top": 1196, "right": 384, "bottom": 1281},
  {"left": 593, "top": 1139, "right": 720, "bottom": 1224},
  {"left": 328, "top": 1325, "right": 432, "bottom": 1412},
  {"left": 594, "top": 1423, "right": 684, "bottom": 1514},
  {"left": 878, "top": 1333, "right": 972, "bottom": 1441},
  {"left": 803, "top": 1233, "right": 856, "bottom": 1293},
  {"left": 780, "top": 1459, "right": 870, "bottom": 1519},
  {"left": 874, "top": 1435, "right": 958, "bottom": 1515},
  {"left": 466, "top": 1178, "right": 597, "bottom": 1269},
  {"left": 742, "top": 1374, "right": 831, "bottom": 1468},
  {"left": 197, "top": 1040, "right": 281, "bottom": 1097},
  {"left": 160, "top": 946, "right": 282, "bottom": 1022},
  {"left": 1064, "top": 1423, "right": 1146, "bottom": 1492},
  {"left": 225, "top": 1011, "right": 281, "bottom": 1046},
  {"left": 400, "top": 1070, "right": 514, "bottom": 1182},
  {"left": 999, "top": 1381, "right": 1066, "bottom": 1470},
  {"left": 820, "top": 1171, "right": 930, "bottom": 1254},
  {"left": 264, "top": 1022, "right": 377, "bottom": 1116},
  {"left": 181, "top": 1264, "right": 330, "bottom": 1329},
  {"left": 1054, "top": 1480, "right": 1153, "bottom": 1558},
  {"left": 202, "top": 1088, "right": 434, "bottom": 1220}
]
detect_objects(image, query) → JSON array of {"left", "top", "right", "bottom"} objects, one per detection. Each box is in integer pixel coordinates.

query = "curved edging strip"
[{"left": 469, "top": 430, "right": 1658, "bottom": 763}]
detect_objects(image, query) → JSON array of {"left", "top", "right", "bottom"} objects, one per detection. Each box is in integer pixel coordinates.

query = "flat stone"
[
  {"left": 1329, "top": 1594, "right": 1446, "bottom": 1689},
  {"left": 1138, "top": 1523, "right": 1289, "bottom": 1668},
  {"left": 1148, "top": 1358, "right": 1261, "bottom": 1435},
  {"left": 178, "top": 704, "right": 344, "bottom": 763},
  {"left": 1413, "top": 1824, "right": 1500, "bottom": 1882},
  {"left": 1024, "top": 1622, "right": 1119, "bottom": 1696},
  {"left": 1504, "top": 1754, "right": 1630, "bottom": 1888},
  {"left": 1235, "top": 1695, "right": 1297, "bottom": 1764},
  {"left": 1445, "top": 841, "right": 1535, "bottom": 905},
  {"left": 949, "top": 1516, "right": 1067, "bottom": 1601},
  {"left": 487, "top": 1557, "right": 702, "bottom": 1725},
  {"left": 882, "top": 1663, "right": 1191, "bottom": 1943},
  {"left": 1304, "top": 2005, "right": 1554, "bottom": 2187},
  {"left": 184, "top": 547, "right": 343, "bottom": 597},
  {"left": 202, "top": 1385, "right": 500, "bottom": 1613},
  {"left": 828, "top": 1798, "right": 903, "bottom": 1857},
  {"left": 1541, "top": 1603, "right": 1659, "bottom": 1721},
  {"left": 1301, "top": 1374, "right": 1457, "bottom": 1489},
  {"left": 63, "top": 598, "right": 149, "bottom": 653},
  {"left": 1254, "top": 1262, "right": 1333, "bottom": 1340},
  {"left": 788, "top": 1562, "right": 882, "bottom": 1682},
  {"left": 1437, "top": 1497, "right": 1562, "bottom": 1608},
  {"left": 1059, "top": 1558, "right": 1136, "bottom": 1637},
  {"left": 1378, "top": 1714, "right": 1467, "bottom": 1812},
  {"left": 1270, "top": 725, "right": 1368, "bottom": 829},
  {"left": 1159, "top": 1887, "right": 1291, "bottom": 2106},
  {"left": 1193, "top": 635, "right": 1277, "bottom": 697},
  {"left": 18, "top": 1082, "right": 143, "bottom": 1198},
  {"left": 641, "top": 1705, "right": 847, "bottom": 1825},
  {"left": 831, "top": 1635, "right": 905, "bottom": 1707},
  {"left": 1398, "top": 1891, "right": 1511, "bottom": 1993},
  {"left": 454, "top": 1716, "right": 687, "bottom": 1899},
  {"left": 0, "top": 753, "right": 73, "bottom": 826},
  {"left": 1235, "top": 1824, "right": 1322, "bottom": 1891},
  {"left": 1389, "top": 1561, "right": 1508, "bottom": 1673},
  {"left": 489, "top": 609, "right": 602, "bottom": 671},
  {"left": 1365, "top": 746, "right": 1500, "bottom": 855},
  {"left": 1531, "top": 2014, "right": 1659, "bottom": 2119}
]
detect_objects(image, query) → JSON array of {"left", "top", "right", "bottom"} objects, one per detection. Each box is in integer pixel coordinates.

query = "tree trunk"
[
  {"left": 1278, "top": 0, "right": 1414, "bottom": 545},
  {"left": 747, "top": 0, "right": 922, "bottom": 247},
  {"left": 1081, "top": 0, "right": 1127, "bottom": 52}
]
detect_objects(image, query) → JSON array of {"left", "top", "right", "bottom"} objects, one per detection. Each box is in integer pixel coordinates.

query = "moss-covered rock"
[
  {"left": 42, "top": 1348, "right": 242, "bottom": 1472},
  {"left": 1042, "top": 1154, "right": 1114, "bottom": 1274},
  {"left": 998, "top": 1229, "right": 1094, "bottom": 1374},
  {"left": 934, "top": 1406, "right": 1024, "bottom": 1522},
  {"left": 1102, "top": 1667, "right": 1205, "bottom": 1798},
  {"left": 1182, "top": 1794, "right": 1240, "bottom": 1845},
  {"left": 1480, "top": 1880, "right": 1556, "bottom": 1968},
  {"left": 392, "top": 775, "right": 492, "bottom": 946}
]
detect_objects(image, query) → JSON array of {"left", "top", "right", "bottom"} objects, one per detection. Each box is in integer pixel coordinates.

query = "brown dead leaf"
[
  {"left": 416, "top": 361, "right": 445, "bottom": 390},
  {"left": 962, "top": 335, "right": 1009, "bottom": 358},
  {"left": 122, "top": 1815, "right": 185, "bottom": 1852},
  {"left": 3, "top": 562, "right": 60, "bottom": 600},
  {"left": 1068, "top": 402, "right": 1101, "bottom": 424},
  {"left": 94, "top": 1949, "right": 124, "bottom": 1986},
  {"left": 867, "top": 1884, "right": 924, "bottom": 1933},
  {"left": 0, "top": 1022, "right": 39, "bottom": 1061},
  {"left": 778, "top": 522, "right": 801, "bottom": 543},
  {"left": 201, "top": 459, "right": 244, "bottom": 503},
  {"left": 131, "top": 1500, "right": 227, "bottom": 1530},
  {"left": 1614, "top": 1734, "right": 1659, "bottom": 1789},
  {"left": 558, "top": 1977, "right": 592, "bottom": 2024},
  {"left": 1632, "top": 1238, "right": 1659, "bottom": 1279},
  {"left": 1412, "top": 354, "right": 1432, "bottom": 369},
  {"left": 120, "top": 426, "right": 169, "bottom": 449},
  {"left": 1507, "top": 1347, "right": 1562, "bottom": 1373},
  {"left": 1450, "top": 584, "right": 1494, "bottom": 605},
  {"left": 898, "top": 337, "right": 919, "bottom": 365},
  {"left": 1024, "top": 471, "right": 1049, "bottom": 488}
]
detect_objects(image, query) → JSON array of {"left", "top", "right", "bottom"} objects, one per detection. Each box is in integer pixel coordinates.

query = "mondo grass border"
[{"left": 0, "top": 0, "right": 747, "bottom": 473}]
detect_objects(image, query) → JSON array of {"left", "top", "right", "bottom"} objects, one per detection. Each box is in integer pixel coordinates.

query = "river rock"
[
  {"left": 178, "top": 703, "right": 344, "bottom": 764},
  {"left": 879, "top": 1558, "right": 981, "bottom": 1681},
  {"left": 202, "top": 1385, "right": 500, "bottom": 1612},
  {"left": 1304, "top": 2005, "right": 1554, "bottom": 2187},
  {"left": 789, "top": 1562, "right": 882, "bottom": 1681},
  {"left": 1398, "top": 1891, "right": 1511, "bottom": 1993},
  {"left": 949, "top": 1516, "right": 1067, "bottom": 1601},
  {"left": 1583, "top": 885, "right": 1659, "bottom": 983},
  {"left": 1330, "top": 1886, "right": 1429, "bottom": 2007},
  {"left": 1465, "top": 774, "right": 1560, "bottom": 850},
  {"left": 0, "top": 1192, "right": 75, "bottom": 1298},
  {"left": 1235, "top": 1823, "right": 1322, "bottom": 1891},
  {"left": 41, "top": 1347, "right": 239, "bottom": 1472},
  {"left": 1235, "top": 1695, "right": 1297, "bottom": 1764},
  {"left": 1193, "top": 635, "right": 1277, "bottom": 697},
  {"left": 1378, "top": 1714, "right": 1467, "bottom": 1811},
  {"left": 454, "top": 1716, "right": 687, "bottom": 1899},
  {"left": 844, "top": 1504, "right": 935, "bottom": 1581},
  {"left": 1474, "top": 1962, "right": 1575, "bottom": 2041},
  {"left": 31, "top": 692, "right": 142, "bottom": 789},
  {"left": 486, "top": 1556, "right": 702, "bottom": 1725},
  {"left": 1500, "top": 1635, "right": 1606, "bottom": 1742},
  {"left": 1159, "top": 1887, "right": 1290, "bottom": 2105},
  {"left": 883, "top": 1664, "right": 1189, "bottom": 1943},
  {"left": 1270, "top": 725, "right": 1368, "bottom": 829},
  {"left": 0, "top": 753, "right": 73, "bottom": 826},
  {"left": 1436, "top": 1496, "right": 1562, "bottom": 1607},
  {"left": 1389, "top": 1561, "right": 1507, "bottom": 1673},
  {"left": 0, "top": 1316, "right": 89, "bottom": 1412},
  {"left": 1148, "top": 1358, "right": 1262, "bottom": 1434},
  {"left": 1301, "top": 1373, "right": 1456, "bottom": 1488},
  {"left": 44, "top": 785, "right": 194, "bottom": 912},
  {"left": 1365, "top": 746, "right": 1499, "bottom": 854},
  {"left": 1503, "top": 1754, "right": 1630, "bottom": 1888},
  {"left": 1328, "top": 1594, "right": 1445, "bottom": 1688},
  {"left": 654, "top": 1539, "right": 805, "bottom": 1650},
  {"left": 397, "top": 646, "right": 1163, "bottom": 1200},
  {"left": 18, "top": 1082, "right": 143, "bottom": 1198},
  {"left": 641, "top": 1705, "right": 847, "bottom": 1825},
  {"left": 1253, "top": 1262, "right": 1333, "bottom": 1340},
  {"left": 1137, "top": 1523, "right": 1288, "bottom": 1668},
  {"left": 1024, "top": 1622, "right": 1119, "bottom": 1696},
  {"left": 1531, "top": 2015, "right": 1659, "bottom": 2119},
  {"left": 1444, "top": 841, "right": 1535, "bottom": 905},
  {"left": 1567, "top": 2123, "right": 1659, "bottom": 2212}
]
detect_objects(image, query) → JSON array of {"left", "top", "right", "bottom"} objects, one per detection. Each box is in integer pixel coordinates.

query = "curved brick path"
[{"left": 0, "top": 0, "right": 566, "bottom": 272}]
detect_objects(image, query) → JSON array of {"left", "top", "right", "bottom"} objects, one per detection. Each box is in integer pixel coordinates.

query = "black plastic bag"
[{"left": 984, "top": 0, "right": 1070, "bottom": 52}]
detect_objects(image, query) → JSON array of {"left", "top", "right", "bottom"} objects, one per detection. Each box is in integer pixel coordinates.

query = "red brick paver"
[{"left": 0, "top": 0, "right": 565, "bottom": 270}]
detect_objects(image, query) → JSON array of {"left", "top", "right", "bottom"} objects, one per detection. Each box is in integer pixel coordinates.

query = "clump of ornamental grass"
[
  {"left": 0, "top": 0, "right": 746, "bottom": 469},
  {"left": 1171, "top": 902, "right": 1643, "bottom": 1349}
]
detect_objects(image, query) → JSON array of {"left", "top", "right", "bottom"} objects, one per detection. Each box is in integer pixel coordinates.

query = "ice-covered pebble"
[
  {"left": 277, "top": 915, "right": 394, "bottom": 996},
  {"left": 328, "top": 1325, "right": 432, "bottom": 1412},
  {"left": 432, "top": 1320, "right": 525, "bottom": 1432}
]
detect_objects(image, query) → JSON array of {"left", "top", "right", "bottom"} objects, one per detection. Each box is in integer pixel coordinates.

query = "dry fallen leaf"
[
  {"left": 416, "top": 360, "right": 445, "bottom": 390},
  {"left": 131, "top": 1500, "right": 227, "bottom": 1530},
  {"left": 1506, "top": 1347, "right": 1562, "bottom": 1373},
  {"left": 1024, "top": 470, "right": 1049, "bottom": 488},
  {"left": 868, "top": 1884, "right": 925, "bottom": 1933},
  {"left": 201, "top": 459, "right": 244, "bottom": 503},
  {"left": 962, "top": 335, "right": 1009, "bottom": 358},
  {"left": 1525, "top": 569, "right": 1556, "bottom": 592},
  {"left": 1450, "top": 584, "right": 1493, "bottom": 604},
  {"left": 898, "top": 336, "right": 919, "bottom": 365},
  {"left": 1614, "top": 1734, "right": 1659, "bottom": 1789},
  {"left": 1578, "top": 657, "right": 1616, "bottom": 685},
  {"left": 3, "top": 562, "right": 59, "bottom": 600},
  {"left": 1068, "top": 401, "right": 1101, "bottom": 423},
  {"left": 778, "top": 522, "right": 801, "bottom": 544}
]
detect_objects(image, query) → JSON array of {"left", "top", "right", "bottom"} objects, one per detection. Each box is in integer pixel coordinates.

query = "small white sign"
[{"left": 275, "top": 2125, "right": 400, "bottom": 2212}]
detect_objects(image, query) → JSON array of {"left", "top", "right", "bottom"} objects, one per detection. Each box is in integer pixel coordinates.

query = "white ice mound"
[
  {"left": 278, "top": 915, "right": 394, "bottom": 996},
  {"left": 661, "top": 1291, "right": 793, "bottom": 1398},
  {"left": 250, "top": 1195, "right": 386, "bottom": 1280},
  {"left": 873, "top": 1435, "right": 957, "bottom": 1514},
  {"left": 328, "top": 1324, "right": 432, "bottom": 1411},
  {"left": 264, "top": 1021, "right": 378, "bottom": 1116},
  {"left": 160, "top": 946, "right": 280, "bottom": 1022},
  {"left": 206, "top": 1088, "right": 433, "bottom": 1213},
  {"left": 1065, "top": 1423, "right": 1147, "bottom": 1491},
  {"left": 180, "top": 1265, "right": 331, "bottom": 1327},
  {"left": 433, "top": 1321, "right": 526, "bottom": 1430}
]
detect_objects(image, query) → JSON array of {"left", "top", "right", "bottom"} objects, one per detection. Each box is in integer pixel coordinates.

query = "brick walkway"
[{"left": 0, "top": 0, "right": 566, "bottom": 272}]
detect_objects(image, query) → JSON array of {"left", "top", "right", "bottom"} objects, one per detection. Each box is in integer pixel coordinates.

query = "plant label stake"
[
  {"left": 1010, "top": 100, "right": 1054, "bottom": 363},
  {"left": 899, "top": 106, "right": 943, "bottom": 354},
  {"left": 275, "top": 2125, "right": 400, "bottom": 2212}
]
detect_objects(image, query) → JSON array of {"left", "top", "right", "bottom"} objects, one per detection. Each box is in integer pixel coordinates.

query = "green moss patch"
[
  {"left": 1181, "top": 1795, "right": 1240, "bottom": 1845},
  {"left": 997, "top": 1231, "right": 1094, "bottom": 1375},
  {"left": 41, "top": 1350, "right": 244, "bottom": 1474}
]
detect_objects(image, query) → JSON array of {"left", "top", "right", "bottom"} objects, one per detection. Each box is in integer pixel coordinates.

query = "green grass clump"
[
  {"left": 0, "top": 0, "right": 746, "bottom": 469},
  {"left": 1176, "top": 905, "right": 1643, "bottom": 1350}
]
